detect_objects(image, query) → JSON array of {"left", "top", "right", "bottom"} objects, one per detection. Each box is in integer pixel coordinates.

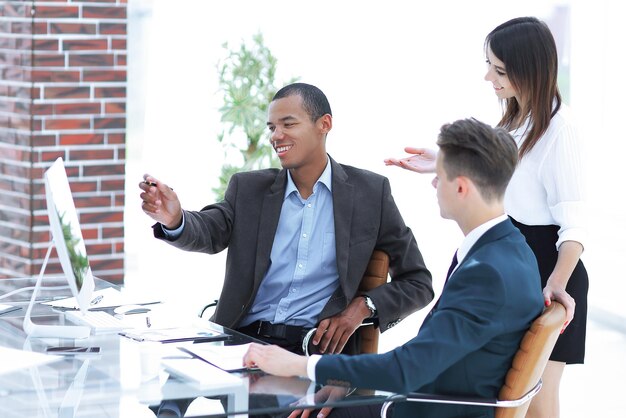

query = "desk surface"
[{"left": 0, "top": 277, "right": 398, "bottom": 417}]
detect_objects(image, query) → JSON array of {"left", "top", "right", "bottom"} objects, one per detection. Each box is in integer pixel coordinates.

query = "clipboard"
[
  {"left": 179, "top": 343, "right": 257, "bottom": 372},
  {"left": 119, "top": 327, "right": 230, "bottom": 344}
]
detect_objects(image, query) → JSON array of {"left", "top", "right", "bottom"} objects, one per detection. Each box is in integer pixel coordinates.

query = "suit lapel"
[
  {"left": 330, "top": 158, "right": 353, "bottom": 296},
  {"left": 462, "top": 219, "right": 515, "bottom": 265},
  {"left": 253, "top": 170, "right": 287, "bottom": 288},
  {"left": 424, "top": 219, "right": 516, "bottom": 326}
]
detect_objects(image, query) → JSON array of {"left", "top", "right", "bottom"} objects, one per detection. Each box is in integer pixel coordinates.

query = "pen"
[
  {"left": 143, "top": 180, "right": 173, "bottom": 190},
  {"left": 118, "top": 332, "right": 145, "bottom": 342},
  {"left": 90, "top": 295, "right": 103, "bottom": 306}
]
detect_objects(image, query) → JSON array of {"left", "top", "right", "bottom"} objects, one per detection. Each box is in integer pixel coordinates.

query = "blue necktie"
[
  {"left": 427, "top": 251, "right": 459, "bottom": 316},
  {"left": 445, "top": 250, "right": 459, "bottom": 282}
]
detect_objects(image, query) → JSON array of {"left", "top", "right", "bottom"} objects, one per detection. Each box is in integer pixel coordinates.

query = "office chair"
[
  {"left": 380, "top": 301, "right": 567, "bottom": 418},
  {"left": 198, "top": 250, "right": 390, "bottom": 355},
  {"left": 199, "top": 300, "right": 218, "bottom": 320},
  {"left": 355, "top": 250, "right": 389, "bottom": 354}
]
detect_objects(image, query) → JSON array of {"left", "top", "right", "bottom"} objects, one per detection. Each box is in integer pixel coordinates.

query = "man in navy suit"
[{"left": 243, "top": 118, "right": 545, "bottom": 418}]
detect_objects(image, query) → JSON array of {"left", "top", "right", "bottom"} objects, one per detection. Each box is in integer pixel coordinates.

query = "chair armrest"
[
  {"left": 379, "top": 381, "right": 542, "bottom": 418},
  {"left": 404, "top": 392, "right": 499, "bottom": 406},
  {"left": 198, "top": 299, "right": 218, "bottom": 318}
]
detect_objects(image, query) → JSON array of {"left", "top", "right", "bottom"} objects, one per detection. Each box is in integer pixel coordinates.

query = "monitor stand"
[{"left": 23, "top": 241, "right": 90, "bottom": 339}]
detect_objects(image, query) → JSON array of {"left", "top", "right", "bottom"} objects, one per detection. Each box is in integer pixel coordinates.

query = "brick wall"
[{"left": 0, "top": 0, "right": 127, "bottom": 283}]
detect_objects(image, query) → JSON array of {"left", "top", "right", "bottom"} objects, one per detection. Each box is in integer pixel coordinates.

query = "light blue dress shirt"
[
  {"left": 242, "top": 160, "right": 338, "bottom": 327},
  {"left": 163, "top": 161, "right": 339, "bottom": 327}
]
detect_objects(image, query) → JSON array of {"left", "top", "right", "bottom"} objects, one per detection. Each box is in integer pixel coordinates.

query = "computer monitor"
[{"left": 24, "top": 157, "right": 95, "bottom": 338}]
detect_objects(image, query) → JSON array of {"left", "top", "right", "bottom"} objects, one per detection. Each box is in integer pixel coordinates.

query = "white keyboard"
[{"left": 64, "top": 310, "right": 132, "bottom": 333}]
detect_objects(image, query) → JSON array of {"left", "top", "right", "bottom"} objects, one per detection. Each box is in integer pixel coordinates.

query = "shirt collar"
[
  {"left": 456, "top": 214, "right": 508, "bottom": 265},
  {"left": 285, "top": 157, "right": 332, "bottom": 199}
]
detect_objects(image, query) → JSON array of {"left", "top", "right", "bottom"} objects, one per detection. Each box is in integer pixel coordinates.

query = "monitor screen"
[{"left": 44, "top": 157, "right": 95, "bottom": 313}]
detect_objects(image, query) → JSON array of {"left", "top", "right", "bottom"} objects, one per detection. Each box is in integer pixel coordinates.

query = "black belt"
[{"left": 238, "top": 321, "right": 311, "bottom": 342}]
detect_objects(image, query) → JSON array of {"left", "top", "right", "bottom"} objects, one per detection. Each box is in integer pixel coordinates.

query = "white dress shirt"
[{"left": 504, "top": 104, "right": 587, "bottom": 250}]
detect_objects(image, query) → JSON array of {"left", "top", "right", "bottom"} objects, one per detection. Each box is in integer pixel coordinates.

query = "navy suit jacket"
[
  {"left": 154, "top": 157, "right": 433, "bottom": 334},
  {"left": 316, "top": 219, "right": 544, "bottom": 418}
]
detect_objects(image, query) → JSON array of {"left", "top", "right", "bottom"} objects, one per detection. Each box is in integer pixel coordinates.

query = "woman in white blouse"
[{"left": 385, "top": 17, "right": 587, "bottom": 418}]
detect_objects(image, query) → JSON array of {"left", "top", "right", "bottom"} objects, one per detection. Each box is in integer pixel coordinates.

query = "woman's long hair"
[{"left": 485, "top": 17, "right": 561, "bottom": 158}]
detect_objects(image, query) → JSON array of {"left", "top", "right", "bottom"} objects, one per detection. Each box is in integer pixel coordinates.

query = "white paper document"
[
  {"left": 0, "top": 346, "right": 62, "bottom": 376},
  {"left": 180, "top": 343, "right": 254, "bottom": 371}
]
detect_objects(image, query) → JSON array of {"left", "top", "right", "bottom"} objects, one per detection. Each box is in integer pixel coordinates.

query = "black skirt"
[{"left": 511, "top": 217, "right": 588, "bottom": 364}]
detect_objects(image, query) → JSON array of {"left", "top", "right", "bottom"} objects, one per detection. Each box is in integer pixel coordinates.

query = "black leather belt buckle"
[
  {"left": 257, "top": 321, "right": 288, "bottom": 339},
  {"left": 257, "top": 321, "right": 287, "bottom": 339},
  {"left": 249, "top": 321, "right": 313, "bottom": 354}
]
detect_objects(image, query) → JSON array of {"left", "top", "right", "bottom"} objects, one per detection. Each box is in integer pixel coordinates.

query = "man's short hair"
[
  {"left": 437, "top": 118, "right": 518, "bottom": 201},
  {"left": 272, "top": 83, "right": 332, "bottom": 122}
]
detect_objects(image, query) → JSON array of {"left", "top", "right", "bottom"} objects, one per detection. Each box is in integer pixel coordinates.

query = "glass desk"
[{"left": 0, "top": 277, "right": 399, "bottom": 417}]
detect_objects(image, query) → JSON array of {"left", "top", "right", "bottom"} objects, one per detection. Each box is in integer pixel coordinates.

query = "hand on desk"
[
  {"left": 139, "top": 175, "right": 182, "bottom": 230},
  {"left": 243, "top": 343, "right": 308, "bottom": 378}
]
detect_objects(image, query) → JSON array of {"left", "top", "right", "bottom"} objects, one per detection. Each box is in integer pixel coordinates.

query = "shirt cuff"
[
  {"left": 161, "top": 213, "right": 185, "bottom": 239},
  {"left": 307, "top": 355, "right": 322, "bottom": 381}
]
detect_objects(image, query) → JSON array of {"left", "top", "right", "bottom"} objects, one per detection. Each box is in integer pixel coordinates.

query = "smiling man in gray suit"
[{"left": 140, "top": 83, "right": 433, "bottom": 356}]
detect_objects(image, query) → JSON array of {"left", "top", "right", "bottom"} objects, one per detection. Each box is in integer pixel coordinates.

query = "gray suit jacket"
[{"left": 154, "top": 157, "right": 433, "bottom": 332}]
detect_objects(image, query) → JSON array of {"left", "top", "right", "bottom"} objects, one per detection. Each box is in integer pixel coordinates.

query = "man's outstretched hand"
[
  {"left": 139, "top": 175, "right": 182, "bottom": 229},
  {"left": 384, "top": 147, "right": 437, "bottom": 174}
]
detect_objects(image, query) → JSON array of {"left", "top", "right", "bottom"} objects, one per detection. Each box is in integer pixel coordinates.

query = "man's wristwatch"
[{"left": 362, "top": 296, "right": 377, "bottom": 318}]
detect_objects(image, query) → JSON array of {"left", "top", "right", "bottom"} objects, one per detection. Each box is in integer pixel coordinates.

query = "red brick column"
[{"left": 0, "top": 1, "right": 127, "bottom": 283}]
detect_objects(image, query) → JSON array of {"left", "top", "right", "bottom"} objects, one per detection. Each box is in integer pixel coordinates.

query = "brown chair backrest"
[
  {"left": 357, "top": 250, "right": 389, "bottom": 354},
  {"left": 495, "top": 301, "right": 566, "bottom": 418}
]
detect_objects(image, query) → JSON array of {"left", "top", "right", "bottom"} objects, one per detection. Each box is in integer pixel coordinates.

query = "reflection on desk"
[
  {"left": 0, "top": 277, "right": 396, "bottom": 417},
  {"left": 161, "top": 356, "right": 242, "bottom": 386},
  {"left": 0, "top": 345, "right": 62, "bottom": 376}
]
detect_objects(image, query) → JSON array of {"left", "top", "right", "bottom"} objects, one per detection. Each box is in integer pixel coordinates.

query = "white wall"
[
  {"left": 125, "top": 0, "right": 626, "bottom": 337},
  {"left": 569, "top": 0, "right": 626, "bottom": 319}
]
